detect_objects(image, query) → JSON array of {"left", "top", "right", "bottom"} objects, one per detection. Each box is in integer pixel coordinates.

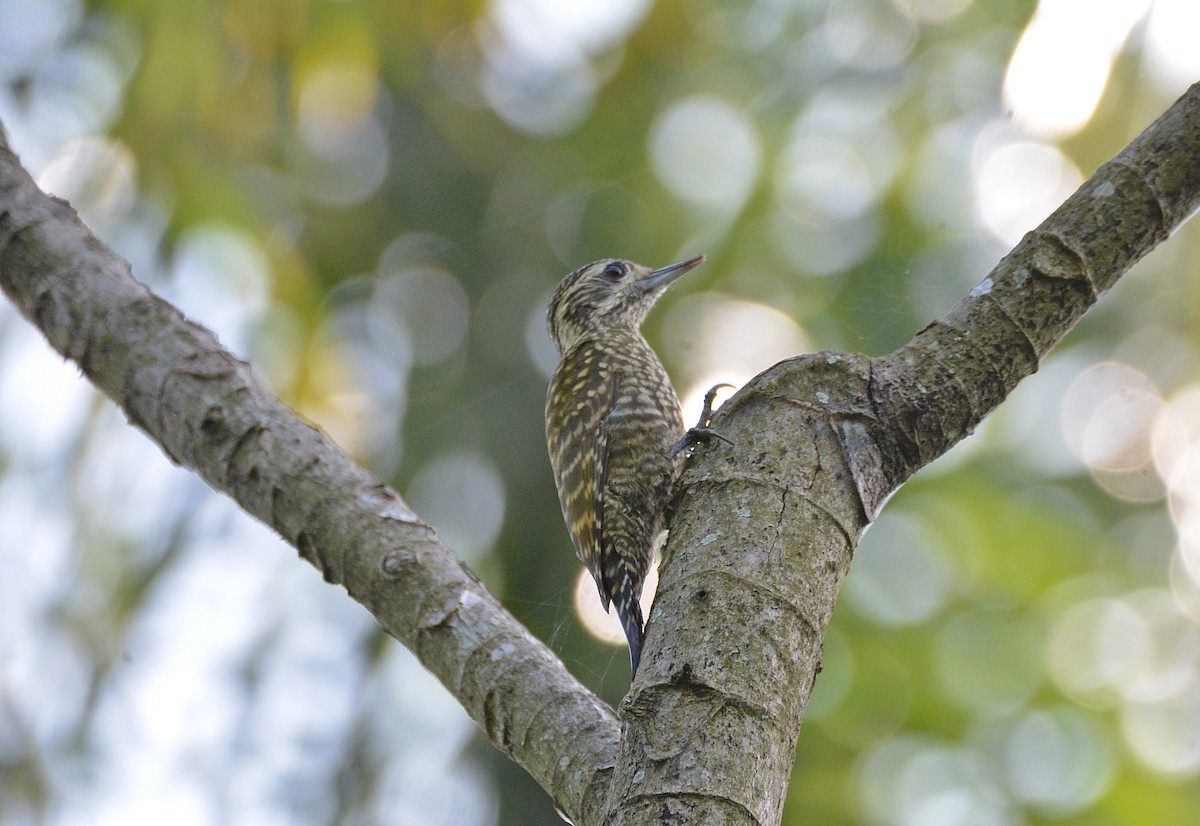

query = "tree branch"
[
  {"left": 618, "top": 83, "right": 1200, "bottom": 823},
  {"left": 872, "top": 82, "right": 1200, "bottom": 501},
  {"left": 0, "top": 125, "right": 616, "bottom": 826}
]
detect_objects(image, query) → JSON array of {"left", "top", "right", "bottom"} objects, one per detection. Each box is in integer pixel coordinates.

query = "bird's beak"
[{"left": 641, "top": 254, "right": 705, "bottom": 291}]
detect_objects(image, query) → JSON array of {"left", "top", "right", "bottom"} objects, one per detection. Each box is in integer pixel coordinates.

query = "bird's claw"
[
  {"left": 670, "top": 426, "right": 735, "bottom": 457},
  {"left": 670, "top": 383, "right": 735, "bottom": 457}
]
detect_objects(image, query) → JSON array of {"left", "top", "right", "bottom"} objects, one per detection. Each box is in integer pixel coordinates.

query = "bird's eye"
[{"left": 602, "top": 262, "right": 627, "bottom": 280}]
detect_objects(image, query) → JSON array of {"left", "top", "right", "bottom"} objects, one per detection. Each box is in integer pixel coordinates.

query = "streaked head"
[{"left": 547, "top": 255, "right": 705, "bottom": 352}]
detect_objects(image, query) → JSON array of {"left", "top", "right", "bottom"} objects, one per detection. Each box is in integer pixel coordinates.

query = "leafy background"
[{"left": 2, "top": 0, "right": 1199, "bottom": 824}]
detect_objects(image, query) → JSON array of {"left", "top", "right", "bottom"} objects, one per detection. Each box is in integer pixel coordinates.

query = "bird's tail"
[{"left": 612, "top": 572, "right": 646, "bottom": 676}]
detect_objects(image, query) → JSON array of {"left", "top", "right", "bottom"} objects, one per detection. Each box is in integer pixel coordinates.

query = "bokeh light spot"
[
  {"left": 934, "top": 609, "right": 1043, "bottom": 715},
  {"left": 661, "top": 293, "right": 809, "bottom": 421},
  {"left": 1049, "top": 590, "right": 1199, "bottom": 713},
  {"left": 0, "top": 324, "right": 95, "bottom": 466},
  {"left": 893, "top": 0, "right": 974, "bottom": 23},
  {"left": 477, "top": 37, "right": 598, "bottom": 136},
  {"left": 1060, "top": 362, "right": 1164, "bottom": 502},
  {"left": 776, "top": 136, "right": 874, "bottom": 223},
  {"left": 489, "top": 0, "right": 648, "bottom": 64},
  {"left": 1122, "top": 689, "right": 1200, "bottom": 777},
  {"left": 973, "top": 134, "right": 1082, "bottom": 245},
  {"left": 574, "top": 561, "right": 657, "bottom": 647},
  {"left": 407, "top": 452, "right": 506, "bottom": 563},
  {"left": 770, "top": 209, "right": 881, "bottom": 277},
  {"left": 1002, "top": 706, "right": 1114, "bottom": 814},
  {"left": 297, "top": 62, "right": 379, "bottom": 157},
  {"left": 1003, "top": 0, "right": 1149, "bottom": 137},
  {"left": 649, "top": 95, "right": 761, "bottom": 214},
  {"left": 844, "top": 511, "right": 955, "bottom": 627},
  {"left": 373, "top": 266, "right": 470, "bottom": 367},
  {"left": 0, "top": 0, "right": 81, "bottom": 81},
  {"left": 1154, "top": 386, "right": 1200, "bottom": 588},
  {"left": 291, "top": 58, "right": 387, "bottom": 206},
  {"left": 1145, "top": 0, "right": 1200, "bottom": 94},
  {"left": 824, "top": 0, "right": 916, "bottom": 71},
  {"left": 166, "top": 225, "right": 271, "bottom": 353},
  {"left": 857, "top": 736, "right": 1012, "bottom": 826},
  {"left": 37, "top": 135, "right": 136, "bottom": 233},
  {"left": 476, "top": 0, "right": 648, "bottom": 136}
]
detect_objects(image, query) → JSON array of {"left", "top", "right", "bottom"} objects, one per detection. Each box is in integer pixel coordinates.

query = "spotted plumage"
[{"left": 545, "top": 255, "right": 703, "bottom": 675}]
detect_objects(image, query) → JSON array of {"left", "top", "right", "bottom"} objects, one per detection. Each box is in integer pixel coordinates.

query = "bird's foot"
[{"left": 670, "top": 383, "right": 735, "bottom": 457}]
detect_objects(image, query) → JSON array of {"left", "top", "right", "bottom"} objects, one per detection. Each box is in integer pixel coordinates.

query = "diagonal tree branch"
[
  {"left": 870, "top": 82, "right": 1200, "bottom": 504},
  {"left": 616, "top": 83, "right": 1200, "bottom": 823},
  {"left": 0, "top": 124, "right": 617, "bottom": 826}
]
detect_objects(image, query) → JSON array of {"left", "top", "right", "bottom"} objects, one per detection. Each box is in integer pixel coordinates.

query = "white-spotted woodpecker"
[{"left": 545, "top": 255, "right": 705, "bottom": 676}]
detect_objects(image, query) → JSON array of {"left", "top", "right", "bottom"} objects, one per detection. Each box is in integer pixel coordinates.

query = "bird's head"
[{"left": 547, "top": 255, "right": 705, "bottom": 352}]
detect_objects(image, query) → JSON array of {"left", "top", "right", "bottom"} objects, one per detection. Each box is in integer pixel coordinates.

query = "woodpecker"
[{"left": 545, "top": 255, "right": 703, "bottom": 676}]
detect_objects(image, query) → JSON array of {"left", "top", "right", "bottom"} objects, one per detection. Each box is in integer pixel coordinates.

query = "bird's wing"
[
  {"left": 547, "top": 342, "right": 618, "bottom": 608},
  {"left": 592, "top": 387, "right": 614, "bottom": 593}
]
